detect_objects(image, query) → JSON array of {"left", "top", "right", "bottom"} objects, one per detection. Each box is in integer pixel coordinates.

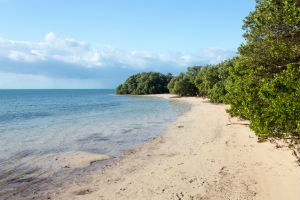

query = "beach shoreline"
[{"left": 21, "top": 95, "right": 300, "bottom": 199}]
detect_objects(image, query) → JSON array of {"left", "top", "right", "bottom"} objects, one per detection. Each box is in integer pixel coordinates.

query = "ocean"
[{"left": 0, "top": 89, "right": 189, "bottom": 197}]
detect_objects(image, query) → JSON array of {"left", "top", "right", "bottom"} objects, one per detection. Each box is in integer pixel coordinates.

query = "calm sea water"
[{"left": 0, "top": 89, "right": 189, "bottom": 196}]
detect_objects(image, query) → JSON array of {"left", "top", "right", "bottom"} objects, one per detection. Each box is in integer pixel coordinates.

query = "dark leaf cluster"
[
  {"left": 116, "top": 72, "right": 172, "bottom": 95},
  {"left": 167, "top": 60, "right": 233, "bottom": 102}
]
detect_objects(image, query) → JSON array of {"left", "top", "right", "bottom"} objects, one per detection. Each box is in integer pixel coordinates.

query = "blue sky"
[{"left": 0, "top": 0, "right": 255, "bottom": 89}]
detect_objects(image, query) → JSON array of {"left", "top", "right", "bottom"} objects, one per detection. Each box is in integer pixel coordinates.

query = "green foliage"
[
  {"left": 116, "top": 72, "right": 172, "bottom": 95},
  {"left": 252, "top": 64, "right": 300, "bottom": 138},
  {"left": 224, "top": 58, "right": 263, "bottom": 119},
  {"left": 167, "top": 73, "right": 198, "bottom": 96},
  {"left": 208, "top": 59, "right": 234, "bottom": 103},
  {"left": 185, "top": 66, "right": 202, "bottom": 83},
  {"left": 194, "top": 65, "right": 218, "bottom": 96},
  {"left": 167, "top": 59, "right": 232, "bottom": 100},
  {"left": 192, "top": 60, "right": 233, "bottom": 102},
  {"left": 240, "top": 0, "right": 300, "bottom": 73},
  {"left": 225, "top": 0, "right": 300, "bottom": 138},
  {"left": 116, "top": 84, "right": 123, "bottom": 94},
  {"left": 208, "top": 82, "right": 227, "bottom": 103}
]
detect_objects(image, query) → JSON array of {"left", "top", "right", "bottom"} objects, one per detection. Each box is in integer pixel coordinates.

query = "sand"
[
  {"left": 43, "top": 95, "right": 300, "bottom": 199},
  {"left": 33, "top": 151, "right": 113, "bottom": 170}
]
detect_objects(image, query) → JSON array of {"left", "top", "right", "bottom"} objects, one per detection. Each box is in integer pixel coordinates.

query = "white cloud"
[
  {"left": 0, "top": 33, "right": 236, "bottom": 88},
  {"left": 0, "top": 32, "right": 235, "bottom": 69},
  {"left": 8, "top": 50, "right": 38, "bottom": 62},
  {"left": 44, "top": 32, "right": 56, "bottom": 42},
  {"left": 0, "top": 32, "right": 97, "bottom": 67}
]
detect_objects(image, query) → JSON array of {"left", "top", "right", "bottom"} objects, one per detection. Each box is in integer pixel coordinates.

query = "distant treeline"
[
  {"left": 116, "top": 72, "right": 172, "bottom": 95},
  {"left": 116, "top": 0, "right": 300, "bottom": 140}
]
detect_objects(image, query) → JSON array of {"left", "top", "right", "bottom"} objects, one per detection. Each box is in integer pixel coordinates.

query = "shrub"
[{"left": 116, "top": 72, "right": 172, "bottom": 95}]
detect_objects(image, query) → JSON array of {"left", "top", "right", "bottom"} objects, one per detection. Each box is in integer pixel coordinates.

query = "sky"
[{"left": 0, "top": 0, "right": 255, "bottom": 89}]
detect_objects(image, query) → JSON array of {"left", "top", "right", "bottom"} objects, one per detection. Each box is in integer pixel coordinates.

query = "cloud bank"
[{"left": 0, "top": 33, "right": 235, "bottom": 88}]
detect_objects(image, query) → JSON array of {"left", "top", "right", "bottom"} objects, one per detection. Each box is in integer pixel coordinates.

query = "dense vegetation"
[
  {"left": 117, "top": 0, "right": 300, "bottom": 140},
  {"left": 167, "top": 72, "right": 198, "bottom": 96},
  {"left": 225, "top": 0, "right": 300, "bottom": 139},
  {"left": 116, "top": 72, "right": 172, "bottom": 95},
  {"left": 167, "top": 59, "right": 234, "bottom": 103},
  {"left": 168, "top": 0, "right": 300, "bottom": 139}
]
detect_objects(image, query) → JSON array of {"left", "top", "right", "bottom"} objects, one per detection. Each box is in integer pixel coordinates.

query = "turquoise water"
[{"left": 0, "top": 89, "right": 189, "bottom": 195}]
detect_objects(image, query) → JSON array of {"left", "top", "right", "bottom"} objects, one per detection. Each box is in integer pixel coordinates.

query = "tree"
[
  {"left": 167, "top": 73, "right": 198, "bottom": 96},
  {"left": 240, "top": 0, "right": 300, "bottom": 74},
  {"left": 252, "top": 64, "right": 300, "bottom": 138},
  {"left": 116, "top": 72, "right": 172, "bottom": 95},
  {"left": 225, "top": 0, "right": 300, "bottom": 138}
]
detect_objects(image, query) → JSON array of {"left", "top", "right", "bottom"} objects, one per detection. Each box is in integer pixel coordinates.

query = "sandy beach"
[{"left": 34, "top": 95, "right": 300, "bottom": 199}]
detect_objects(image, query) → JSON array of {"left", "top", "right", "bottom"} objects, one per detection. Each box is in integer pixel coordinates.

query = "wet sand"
[{"left": 12, "top": 95, "right": 300, "bottom": 199}]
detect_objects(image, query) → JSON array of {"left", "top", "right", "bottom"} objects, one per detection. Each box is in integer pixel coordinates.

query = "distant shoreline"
[{"left": 17, "top": 95, "right": 300, "bottom": 199}]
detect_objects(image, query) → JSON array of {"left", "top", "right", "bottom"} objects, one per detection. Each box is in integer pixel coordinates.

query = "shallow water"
[{"left": 0, "top": 89, "right": 189, "bottom": 198}]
